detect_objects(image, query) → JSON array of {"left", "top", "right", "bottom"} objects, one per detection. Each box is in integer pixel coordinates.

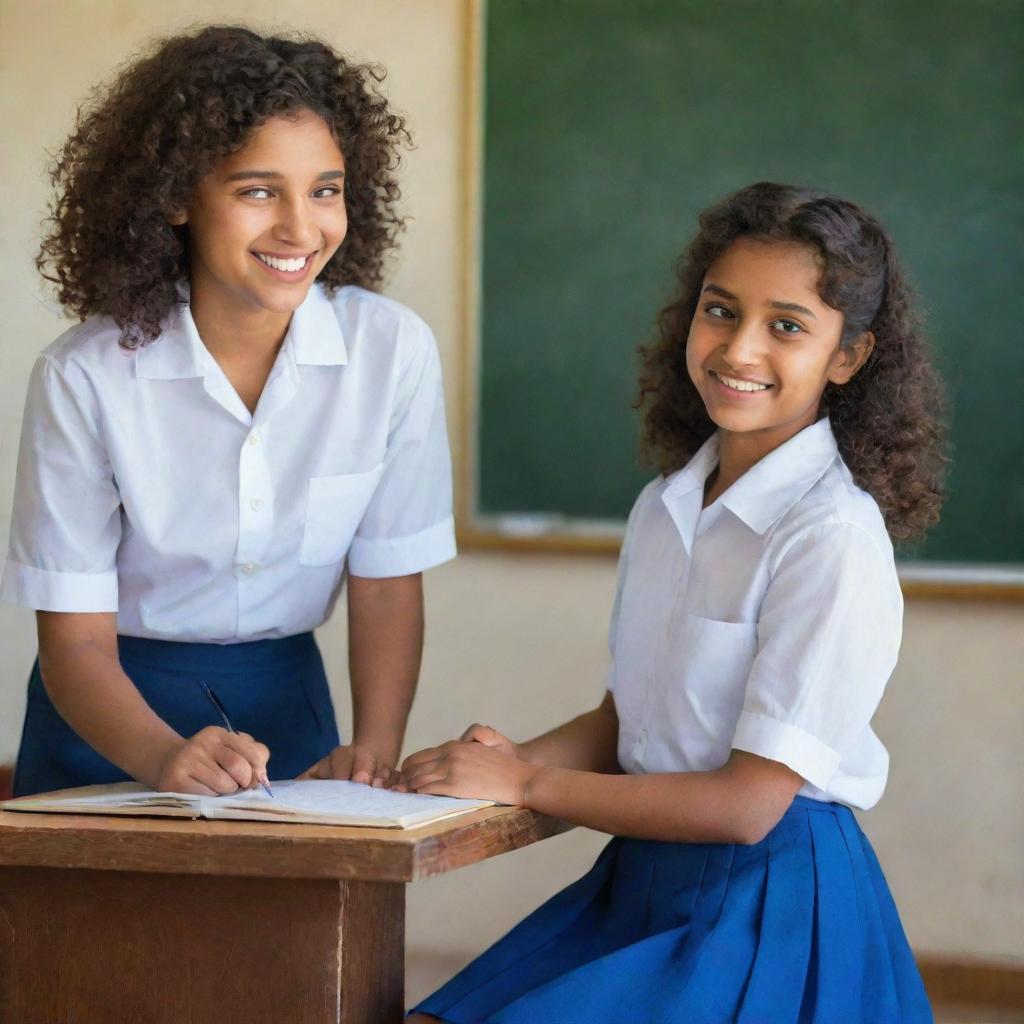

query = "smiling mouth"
[
  {"left": 709, "top": 370, "right": 773, "bottom": 393},
  {"left": 253, "top": 252, "right": 315, "bottom": 273}
]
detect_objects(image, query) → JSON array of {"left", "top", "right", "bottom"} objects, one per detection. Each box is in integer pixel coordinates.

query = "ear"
[
  {"left": 167, "top": 209, "right": 188, "bottom": 227},
  {"left": 827, "top": 330, "right": 875, "bottom": 386}
]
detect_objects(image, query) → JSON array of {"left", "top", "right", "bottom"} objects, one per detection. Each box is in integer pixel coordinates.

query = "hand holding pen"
[{"left": 196, "top": 680, "right": 274, "bottom": 798}]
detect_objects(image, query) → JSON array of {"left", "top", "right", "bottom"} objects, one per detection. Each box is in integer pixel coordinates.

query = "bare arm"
[
  {"left": 301, "top": 572, "right": 424, "bottom": 783},
  {"left": 402, "top": 738, "right": 803, "bottom": 846},
  {"left": 348, "top": 572, "right": 423, "bottom": 764},
  {"left": 36, "top": 611, "right": 180, "bottom": 786},
  {"left": 36, "top": 611, "right": 269, "bottom": 794},
  {"left": 488, "top": 690, "right": 622, "bottom": 773},
  {"left": 522, "top": 691, "right": 621, "bottom": 772},
  {"left": 522, "top": 750, "right": 804, "bottom": 844}
]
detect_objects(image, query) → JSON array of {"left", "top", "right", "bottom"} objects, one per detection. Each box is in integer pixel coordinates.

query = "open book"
[{"left": 1, "top": 779, "right": 495, "bottom": 830}]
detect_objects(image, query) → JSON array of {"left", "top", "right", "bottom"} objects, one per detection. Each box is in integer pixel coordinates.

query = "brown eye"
[{"left": 770, "top": 318, "right": 802, "bottom": 334}]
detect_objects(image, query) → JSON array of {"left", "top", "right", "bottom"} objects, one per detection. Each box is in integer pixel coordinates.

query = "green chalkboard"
[{"left": 477, "top": 0, "right": 1024, "bottom": 565}]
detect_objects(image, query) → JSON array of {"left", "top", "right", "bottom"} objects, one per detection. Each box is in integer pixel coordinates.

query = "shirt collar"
[
  {"left": 662, "top": 417, "right": 839, "bottom": 537},
  {"left": 135, "top": 282, "right": 347, "bottom": 380}
]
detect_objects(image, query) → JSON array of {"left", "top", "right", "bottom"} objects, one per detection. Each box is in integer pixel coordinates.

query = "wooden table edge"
[{"left": 0, "top": 805, "right": 570, "bottom": 883}]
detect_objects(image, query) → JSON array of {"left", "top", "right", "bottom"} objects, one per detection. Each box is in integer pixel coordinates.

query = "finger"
[
  {"left": 371, "top": 763, "right": 392, "bottom": 789},
  {"left": 191, "top": 758, "right": 242, "bottom": 795},
  {"left": 413, "top": 780, "right": 460, "bottom": 798},
  {"left": 214, "top": 746, "right": 256, "bottom": 790},
  {"left": 160, "top": 771, "right": 219, "bottom": 797},
  {"left": 221, "top": 732, "right": 271, "bottom": 775},
  {"left": 351, "top": 750, "right": 377, "bottom": 785},
  {"left": 309, "top": 758, "right": 332, "bottom": 780},
  {"left": 234, "top": 733, "right": 271, "bottom": 769},
  {"left": 325, "top": 747, "right": 356, "bottom": 781},
  {"left": 460, "top": 723, "right": 489, "bottom": 742},
  {"left": 401, "top": 747, "right": 441, "bottom": 774},
  {"left": 401, "top": 757, "right": 446, "bottom": 786},
  {"left": 216, "top": 735, "right": 258, "bottom": 785},
  {"left": 405, "top": 766, "right": 449, "bottom": 792}
]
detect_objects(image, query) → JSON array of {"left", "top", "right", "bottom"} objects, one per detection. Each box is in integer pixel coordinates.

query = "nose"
[
  {"left": 720, "top": 318, "right": 765, "bottom": 370},
  {"left": 273, "top": 197, "right": 319, "bottom": 250}
]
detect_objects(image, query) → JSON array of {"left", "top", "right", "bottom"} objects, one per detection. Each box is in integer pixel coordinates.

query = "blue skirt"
[
  {"left": 414, "top": 797, "right": 932, "bottom": 1023},
  {"left": 12, "top": 632, "right": 340, "bottom": 797}
]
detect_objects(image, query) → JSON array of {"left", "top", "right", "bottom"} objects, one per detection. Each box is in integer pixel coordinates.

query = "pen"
[{"left": 197, "top": 679, "right": 274, "bottom": 799}]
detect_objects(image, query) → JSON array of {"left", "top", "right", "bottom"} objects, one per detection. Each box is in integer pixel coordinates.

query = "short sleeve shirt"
[
  {"left": 1, "top": 284, "right": 456, "bottom": 642},
  {"left": 607, "top": 418, "right": 902, "bottom": 809}
]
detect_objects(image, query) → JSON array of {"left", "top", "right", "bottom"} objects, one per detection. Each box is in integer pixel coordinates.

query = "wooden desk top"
[{"left": 0, "top": 806, "right": 569, "bottom": 883}]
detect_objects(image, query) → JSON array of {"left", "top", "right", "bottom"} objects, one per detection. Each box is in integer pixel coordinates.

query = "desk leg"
[
  {"left": 0, "top": 867, "right": 405, "bottom": 1024},
  {"left": 340, "top": 879, "right": 405, "bottom": 1022}
]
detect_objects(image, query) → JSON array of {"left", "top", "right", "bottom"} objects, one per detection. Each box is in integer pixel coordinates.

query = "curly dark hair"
[
  {"left": 36, "top": 24, "right": 411, "bottom": 347},
  {"left": 637, "top": 182, "right": 947, "bottom": 542}
]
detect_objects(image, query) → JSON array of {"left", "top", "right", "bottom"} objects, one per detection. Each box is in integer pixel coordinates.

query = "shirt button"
[
  {"left": 247, "top": 432, "right": 260, "bottom": 446},
  {"left": 239, "top": 562, "right": 258, "bottom": 576},
  {"left": 249, "top": 497, "right": 264, "bottom": 511}
]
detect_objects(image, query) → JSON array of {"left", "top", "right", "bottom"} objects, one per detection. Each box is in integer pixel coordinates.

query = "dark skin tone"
[
  {"left": 37, "top": 112, "right": 423, "bottom": 793},
  {"left": 404, "top": 242, "right": 876, "bottom": 1019}
]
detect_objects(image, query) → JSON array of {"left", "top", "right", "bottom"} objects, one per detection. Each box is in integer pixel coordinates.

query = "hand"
[
  {"left": 459, "top": 722, "right": 522, "bottom": 759},
  {"left": 153, "top": 727, "right": 271, "bottom": 796},
  {"left": 399, "top": 740, "right": 540, "bottom": 806},
  {"left": 296, "top": 744, "right": 399, "bottom": 788}
]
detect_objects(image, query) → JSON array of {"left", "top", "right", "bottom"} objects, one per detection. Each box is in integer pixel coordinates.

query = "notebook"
[{"left": 1, "top": 779, "right": 495, "bottom": 829}]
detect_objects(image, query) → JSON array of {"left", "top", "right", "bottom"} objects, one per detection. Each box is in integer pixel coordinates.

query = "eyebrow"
[
  {"left": 702, "top": 283, "right": 817, "bottom": 320},
  {"left": 223, "top": 169, "right": 346, "bottom": 183}
]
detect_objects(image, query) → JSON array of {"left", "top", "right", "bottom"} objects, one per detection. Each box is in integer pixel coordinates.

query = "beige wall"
[{"left": 0, "top": 2, "right": 1020, "bottom": 993}]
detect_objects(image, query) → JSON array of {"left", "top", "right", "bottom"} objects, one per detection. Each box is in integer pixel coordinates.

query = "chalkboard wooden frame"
[{"left": 454, "top": 1, "right": 1023, "bottom": 600}]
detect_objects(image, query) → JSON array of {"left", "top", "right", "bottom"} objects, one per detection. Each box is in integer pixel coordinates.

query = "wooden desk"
[{"left": 0, "top": 805, "right": 565, "bottom": 1023}]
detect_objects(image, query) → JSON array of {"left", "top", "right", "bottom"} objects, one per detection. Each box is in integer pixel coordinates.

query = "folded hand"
[{"left": 398, "top": 739, "right": 538, "bottom": 806}]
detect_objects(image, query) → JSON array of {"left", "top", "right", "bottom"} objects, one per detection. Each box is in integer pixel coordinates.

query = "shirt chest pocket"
[
  {"left": 299, "top": 465, "right": 385, "bottom": 568},
  {"left": 668, "top": 614, "right": 759, "bottom": 730}
]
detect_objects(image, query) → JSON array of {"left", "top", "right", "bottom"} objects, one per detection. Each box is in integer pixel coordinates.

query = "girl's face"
[
  {"left": 175, "top": 109, "right": 348, "bottom": 322},
  {"left": 685, "top": 237, "right": 871, "bottom": 454}
]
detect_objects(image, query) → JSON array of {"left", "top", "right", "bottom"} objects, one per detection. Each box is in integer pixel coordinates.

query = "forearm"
[
  {"left": 347, "top": 572, "right": 424, "bottom": 761},
  {"left": 518, "top": 694, "right": 621, "bottom": 773},
  {"left": 524, "top": 753, "right": 801, "bottom": 845},
  {"left": 37, "top": 612, "right": 181, "bottom": 787}
]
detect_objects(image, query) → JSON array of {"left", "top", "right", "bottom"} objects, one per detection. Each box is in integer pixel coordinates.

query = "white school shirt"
[
  {"left": 608, "top": 418, "right": 902, "bottom": 810},
  {"left": 1, "top": 284, "right": 456, "bottom": 642}
]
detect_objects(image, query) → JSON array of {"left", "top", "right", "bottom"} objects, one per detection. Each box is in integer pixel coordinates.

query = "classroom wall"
[{"left": 0, "top": 0, "right": 1020, "bottom": 990}]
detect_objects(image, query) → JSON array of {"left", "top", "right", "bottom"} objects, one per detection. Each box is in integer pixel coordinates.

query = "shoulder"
[
  {"left": 619, "top": 476, "right": 671, "bottom": 550},
  {"left": 328, "top": 285, "right": 436, "bottom": 357},
  {"left": 770, "top": 459, "right": 897, "bottom": 578},
  {"left": 628, "top": 476, "right": 668, "bottom": 522},
  {"left": 35, "top": 315, "right": 133, "bottom": 392}
]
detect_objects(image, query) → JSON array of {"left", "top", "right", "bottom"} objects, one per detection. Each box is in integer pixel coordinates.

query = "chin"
[{"left": 253, "top": 286, "right": 314, "bottom": 315}]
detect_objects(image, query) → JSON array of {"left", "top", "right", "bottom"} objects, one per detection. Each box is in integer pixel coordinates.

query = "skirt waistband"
[
  {"left": 786, "top": 795, "right": 847, "bottom": 815},
  {"left": 116, "top": 632, "right": 318, "bottom": 673}
]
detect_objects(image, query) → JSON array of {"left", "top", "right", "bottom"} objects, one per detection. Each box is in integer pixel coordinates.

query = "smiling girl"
[
  {"left": 2, "top": 26, "right": 455, "bottom": 798},
  {"left": 404, "top": 183, "right": 944, "bottom": 1021}
]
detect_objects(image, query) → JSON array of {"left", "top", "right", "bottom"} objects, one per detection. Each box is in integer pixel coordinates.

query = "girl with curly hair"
[
  {"left": 403, "top": 183, "right": 942, "bottom": 1021},
  {"left": 3, "top": 26, "right": 455, "bottom": 798}
]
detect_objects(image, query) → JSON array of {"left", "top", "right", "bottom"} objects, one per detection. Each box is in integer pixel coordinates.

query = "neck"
[
  {"left": 704, "top": 413, "right": 821, "bottom": 508},
  {"left": 189, "top": 279, "right": 292, "bottom": 366}
]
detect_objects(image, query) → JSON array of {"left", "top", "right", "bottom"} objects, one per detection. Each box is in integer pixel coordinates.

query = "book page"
[
  {"left": 213, "top": 779, "right": 493, "bottom": 827},
  {"left": 1, "top": 782, "right": 200, "bottom": 817},
  {"left": 2, "top": 780, "right": 495, "bottom": 828}
]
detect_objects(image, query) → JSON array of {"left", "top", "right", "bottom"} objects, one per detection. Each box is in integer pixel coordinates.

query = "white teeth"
[
  {"left": 715, "top": 372, "right": 769, "bottom": 392},
  {"left": 256, "top": 253, "right": 308, "bottom": 272}
]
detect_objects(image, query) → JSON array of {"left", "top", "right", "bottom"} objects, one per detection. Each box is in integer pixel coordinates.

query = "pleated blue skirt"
[
  {"left": 12, "top": 632, "right": 340, "bottom": 797},
  {"left": 414, "top": 797, "right": 933, "bottom": 1023}
]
